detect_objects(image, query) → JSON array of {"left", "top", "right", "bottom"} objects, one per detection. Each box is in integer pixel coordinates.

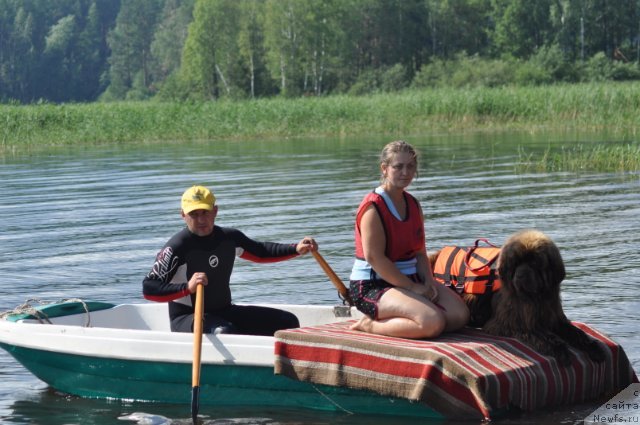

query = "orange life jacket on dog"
[{"left": 432, "top": 239, "right": 502, "bottom": 295}]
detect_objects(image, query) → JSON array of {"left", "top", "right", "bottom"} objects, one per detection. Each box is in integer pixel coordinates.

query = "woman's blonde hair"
[{"left": 380, "top": 140, "right": 419, "bottom": 182}]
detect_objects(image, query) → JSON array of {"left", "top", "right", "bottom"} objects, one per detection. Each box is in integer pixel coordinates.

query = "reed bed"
[
  {"left": 2, "top": 82, "right": 639, "bottom": 150},
  {"left": 517, "top": 143, "right": 640, "bottom": 173}
]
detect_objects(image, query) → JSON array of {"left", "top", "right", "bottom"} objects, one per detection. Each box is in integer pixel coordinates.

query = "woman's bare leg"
[
  {"left": 350, "top": 287, "right": 446, "bottom": 338},
  {"left": 432, "top": 284, "right": 470, "bottom": 332}
]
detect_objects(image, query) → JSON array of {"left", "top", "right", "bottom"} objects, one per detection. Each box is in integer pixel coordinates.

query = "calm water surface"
[{"left": 0, "top": 133, "right": 638, "bottom": 425}]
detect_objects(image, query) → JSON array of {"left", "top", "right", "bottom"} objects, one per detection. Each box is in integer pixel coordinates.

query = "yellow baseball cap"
[{"left": 181, "top": 185, "right": 216, "bottom": 214}]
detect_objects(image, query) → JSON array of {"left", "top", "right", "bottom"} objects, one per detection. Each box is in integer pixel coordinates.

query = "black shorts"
[
  {"left": 350, "top": 274, "right": 422, "bottom": 319},
  {"left": 170, "top": 304, "right": 299, "bottom": 336},
  {"left": 349, "top": 279, "right": 394, "bottom": 320}
]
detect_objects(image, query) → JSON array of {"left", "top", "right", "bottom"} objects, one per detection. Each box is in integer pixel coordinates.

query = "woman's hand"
[
  {"left": 426, "top": 281, "right": 439, "bottom": 303},
  {"left": 409, "top": 280, "right": 439, "bottom": 303},
  {"left": 408, "top": 282, "right": 428, "bottom": 296}
]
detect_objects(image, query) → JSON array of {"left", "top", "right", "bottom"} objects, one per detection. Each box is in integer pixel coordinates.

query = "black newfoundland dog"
[{"left": 433, "top": 229, "right": 606, "bottom": 366}]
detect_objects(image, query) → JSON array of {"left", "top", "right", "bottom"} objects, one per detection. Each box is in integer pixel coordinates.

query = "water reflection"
[{"left": 0, "top": 133, "right": 638, "bottom": 425}]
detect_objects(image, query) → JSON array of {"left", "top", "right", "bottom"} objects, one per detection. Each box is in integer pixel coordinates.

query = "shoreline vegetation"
[{"left": 2, "top": 82, "right": 639, "bottom": 172}]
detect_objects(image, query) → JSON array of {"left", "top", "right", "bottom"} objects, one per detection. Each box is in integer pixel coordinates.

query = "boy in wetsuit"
[{"left": 143, "top": 185, "right": 317, "bottom": 335}]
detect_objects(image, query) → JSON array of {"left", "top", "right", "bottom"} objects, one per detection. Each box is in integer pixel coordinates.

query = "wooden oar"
[
  {"left": 311, "top": 251, "right": 353, "bottom": 306},
  {"left": 191, "top": 283, "right": 204, "bottom": 424}
]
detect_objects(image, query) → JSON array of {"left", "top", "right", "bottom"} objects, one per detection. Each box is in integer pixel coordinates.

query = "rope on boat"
[
  {"left": 311, "top": 384, "right": 354, "bottom": 415},
  {"left": 0, "top": 298, "right": 92, "bottom": 327}
]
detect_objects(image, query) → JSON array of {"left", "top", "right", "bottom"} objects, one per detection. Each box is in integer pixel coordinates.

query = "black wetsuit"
[{"left": 143, "top": 225, "right": 300, "bottom": 335}]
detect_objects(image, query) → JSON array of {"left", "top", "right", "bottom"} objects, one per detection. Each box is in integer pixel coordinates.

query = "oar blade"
[{"left": 191, "top": 385, "right": 200, "bottom": 424}]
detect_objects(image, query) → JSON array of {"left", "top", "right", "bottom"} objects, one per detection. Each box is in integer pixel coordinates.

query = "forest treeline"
[{"left": 1, "top": 0, "right": 639, "bottom": 104}]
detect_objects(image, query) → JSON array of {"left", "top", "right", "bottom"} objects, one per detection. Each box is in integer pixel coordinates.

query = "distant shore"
[{"left": 2, "top": 82, "right": 639, "bottom": 171}]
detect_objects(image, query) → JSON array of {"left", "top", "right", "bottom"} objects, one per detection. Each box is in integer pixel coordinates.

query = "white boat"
[{"left": 0, "top": 299, "right": 636, "bottom": 420}]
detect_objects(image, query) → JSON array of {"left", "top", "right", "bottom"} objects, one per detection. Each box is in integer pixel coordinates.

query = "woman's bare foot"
[{"left": 350, "top": 315, "right": 374, "bottom": 333}]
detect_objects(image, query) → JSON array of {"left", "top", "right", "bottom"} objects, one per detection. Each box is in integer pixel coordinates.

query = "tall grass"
[
  {"left": 2, "top": 82, "right": 640, "bottom": 150},
  {"left": 517, "top": 143, "right": 640, "bottom": 173}
]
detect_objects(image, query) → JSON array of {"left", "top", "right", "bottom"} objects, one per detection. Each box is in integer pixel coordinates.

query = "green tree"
[
  {"left": 9, "top": 6, "right": 37, "bottom": 100},
  {"left": 2, "top": 0, "right": 640, "bottom": 102},
  {"left": 237, "top": 0, "right": 272, "bottom": 97},
  {"left": 262, "top": 0, "right": 360, "bottom": 96},
  {"left": 180, "top": 0, "right": 242, "bottom": 99},
  {"left": 333, "top": 0, "right": 429, "bottom": 93},
  {"left": 580, "top": 0, "right": 638, "bottom": 59},
  {"left": 74, "top": 1, "right": 111, "bottom": 100},
  {"left": 42, "top": 14, "right": 77, "bottom": 101},
  {"left": 491, "top": 0, "right": 553, "bottom": 58},
  {"left": 0, "top": 0, "right": 120, "bottom": 103},
  {"left": 274, "top": 0, "right": 346, "bottom": 96},
  {"left": 340, "top": 0, "right": 427, "bottom": 70},
  {"left": 104, "top": 0, "right": 162, "bottom": 100},
  {"left": 300, "top": 0, "right": 347, "bottom": 95},
  {"left": 424, "top": 0, "right": 491, "bottom": 59},
  {"left": 263, "top": 0, "right": 306, "bottom": 96},
  {"left": 45, "top": 15, "right": 75, "bottom": 53},
  {"left": 0, "top": 1, "right": 18, "bottom": 100},
  {"left": 150, "top": 0, "right": 194, "bottom": 85}
]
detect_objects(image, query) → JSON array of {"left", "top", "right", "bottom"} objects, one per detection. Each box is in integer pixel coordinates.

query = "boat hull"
[
  {"left": 0, "top": 302, "right": 441, "bottom": 418},
  {"left": 0, "top": 342, "right": 443, "bottom": 419},
  {"left": 3, "top": 301, "right": 636, "bottom": 420}
]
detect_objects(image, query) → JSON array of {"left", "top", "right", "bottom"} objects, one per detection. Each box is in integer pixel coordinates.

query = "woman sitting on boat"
[
  {"left": 349, "top": 141, "right": 469, "bottom": 338},
  {"left": 142, "top": 185, "right": 317, "bottom": 335}
]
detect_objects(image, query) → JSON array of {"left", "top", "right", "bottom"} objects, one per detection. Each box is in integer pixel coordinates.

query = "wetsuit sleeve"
[
  {"left": 142, "top": 245, "right": 191, "bottom": 302},
  {"left": 230, "top": 229, "right": 299, "bottom": 263}
]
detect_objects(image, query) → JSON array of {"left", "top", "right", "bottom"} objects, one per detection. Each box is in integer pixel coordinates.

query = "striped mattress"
[{"left": 274, "top": 321, "right": 638, "bottom": 419}]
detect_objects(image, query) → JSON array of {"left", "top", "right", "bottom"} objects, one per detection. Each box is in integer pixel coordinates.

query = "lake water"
[{"left": 0, "top": 132, "right": 638, "bottom": 425}]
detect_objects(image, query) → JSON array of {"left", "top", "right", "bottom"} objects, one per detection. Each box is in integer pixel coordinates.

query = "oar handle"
[
  {"left": 311, "top": 251, "right": 353, "bottom": 306},
  {"left": 192, "top": 283, "right": 204, "bottom": 387}
]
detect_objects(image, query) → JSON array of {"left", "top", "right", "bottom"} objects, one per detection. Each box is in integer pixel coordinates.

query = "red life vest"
[
  {"left": 354, "top": 191, "right": 425, "bottom": 262},
  {"left": 432, "top": 239, "right": 502, "bottom": 295}
]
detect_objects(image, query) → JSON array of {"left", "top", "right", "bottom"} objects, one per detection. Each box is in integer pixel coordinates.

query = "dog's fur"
[{"left": 432, "top": 229, "right": 605, "bottom": 365}]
